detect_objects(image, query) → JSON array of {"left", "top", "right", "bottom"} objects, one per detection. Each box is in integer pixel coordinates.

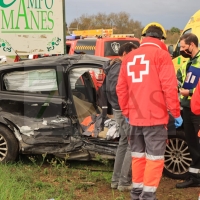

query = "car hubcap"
[
  {"left": 164, "top": 138, "right": 192, "bottom": 175},
  {"left": 0, "top": 135, "right": 7, "bottom": 161}
]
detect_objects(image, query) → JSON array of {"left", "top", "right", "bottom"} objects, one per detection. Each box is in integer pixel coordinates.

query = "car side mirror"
[{"left": 168, "top": 45, "right": 174, "bottom": 58}]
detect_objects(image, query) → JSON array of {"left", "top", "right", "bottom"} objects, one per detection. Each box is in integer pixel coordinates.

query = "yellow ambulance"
[{"left": 169, "top": 10, "right": 200, "bottom": 71}]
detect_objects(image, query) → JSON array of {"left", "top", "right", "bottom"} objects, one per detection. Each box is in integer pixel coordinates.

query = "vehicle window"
[
  {"left": 104, "top": 40, "right": 140, "bottom": 56},
  {"left": 173, "top": 28, "right": 192, "bottom": 58},
  {"left": 3, "top": 69, "right": 58, "bottom": 95},
  {"left": 69, "top": 67, "right": 101, "bottom": 122},
  {"left": 74, "top": 39, "right": 96, "bottom": 55},
  {"left": 70, "top": 68, "right": 100, "bottom": 88}
]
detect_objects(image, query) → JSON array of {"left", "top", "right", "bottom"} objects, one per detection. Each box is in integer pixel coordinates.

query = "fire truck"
[{"left": 66, "top": 29, "right": 140, "bottom": 59}]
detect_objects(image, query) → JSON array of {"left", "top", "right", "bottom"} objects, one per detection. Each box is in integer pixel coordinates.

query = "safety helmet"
[{"left": 141, "top": 22, "right": 167, "bottom": 40}]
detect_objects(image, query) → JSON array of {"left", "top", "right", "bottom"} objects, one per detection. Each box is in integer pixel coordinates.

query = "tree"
[
  {"left": 68, "top": 12, "right": 143, "bottom": 38},
  {"left": 170, "top": 27, "right": 180, "bottom": 34},
  {"left": 68, "top": 13, "right": 181, "bottom": 42},
  {"left": 166, "top": 28, "right": 181, "bottom": 45}
]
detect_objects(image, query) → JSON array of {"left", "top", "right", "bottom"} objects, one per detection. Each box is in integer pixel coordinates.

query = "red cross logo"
[{"left": 127, "top": 55, "right": 149, "bottom": 82}]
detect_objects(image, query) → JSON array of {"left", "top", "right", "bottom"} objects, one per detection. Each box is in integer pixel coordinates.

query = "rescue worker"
[
  {"left": 176, "top": 33, "right": 200, "bottom": 188},
  {"left": 102, "top": 42, "right": 138, "bottom": 191},
  {"left": 116, "top": 22, "right": 182, "bottom": 200},
  {"left": 191, "top": 79, "right": 200, "bottom": 115}
]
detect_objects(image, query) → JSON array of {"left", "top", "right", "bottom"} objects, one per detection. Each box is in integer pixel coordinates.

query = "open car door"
[{"left": 63, "top": 62, "right": 119, "bottom": 160}]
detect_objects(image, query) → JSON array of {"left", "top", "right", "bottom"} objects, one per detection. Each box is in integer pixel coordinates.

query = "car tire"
[
  {"left": 163, "top": 130, "right": 192, "bottom": 179},
  {"left": 0, "top": 126, "right": 19, "bottom": 163}
]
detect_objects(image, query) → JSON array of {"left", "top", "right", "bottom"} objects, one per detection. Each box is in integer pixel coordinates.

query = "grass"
[
  {"left": 0, "top": 154, "right": 199, "bottom": 200},
  {"left": 7, "top": 55, "right": 16, "bottom": 59},
  {"left": 0, "top": 162, "right": 68, "bottom": 200},
  {"left": 0, "top": 155, "right": 120, "bottom": 200}
]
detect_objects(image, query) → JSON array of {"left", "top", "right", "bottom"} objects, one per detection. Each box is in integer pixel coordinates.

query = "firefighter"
[
  {"left": 116, "top": 22, "right": 182, "bottom": 200},
  {"left": 176, "top": 33, "right": 200, "bottom": 188}
]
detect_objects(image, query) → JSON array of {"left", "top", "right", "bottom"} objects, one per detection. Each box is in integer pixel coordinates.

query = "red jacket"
[
  {"left": 191, "top": 79, "right": 200, "bottom": 115},
  {"left": 116, "top": 37, "right": 180, "bottom": 126}
]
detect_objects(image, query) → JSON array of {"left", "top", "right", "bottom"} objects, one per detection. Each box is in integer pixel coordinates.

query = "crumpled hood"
[{"left": 103, "top": 58, "right": 121, "bottom": 75}]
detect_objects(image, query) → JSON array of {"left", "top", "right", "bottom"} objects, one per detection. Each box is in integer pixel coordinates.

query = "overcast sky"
[{"left": 65, "top": 0, "right": 199, "bottom": 30}]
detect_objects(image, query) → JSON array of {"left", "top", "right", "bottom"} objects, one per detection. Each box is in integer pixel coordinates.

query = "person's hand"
[
  {"left": 174, "top": 116, "right": 183, "bottom": 128},
  {"left": 125, "top": 118, "right": 129, "bottom": 123},
  {"left": 179, "top": 88, "right": 189, "bottom": 96}
]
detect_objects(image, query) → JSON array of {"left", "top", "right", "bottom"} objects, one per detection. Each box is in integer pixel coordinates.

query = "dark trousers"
[{"left": 182, "top": 107, "right": 200, "bottom": 170}]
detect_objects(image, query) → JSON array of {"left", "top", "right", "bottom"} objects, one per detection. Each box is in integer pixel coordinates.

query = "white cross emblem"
[{"left": 127, "top": 55, "right": 149, "bottom": 83}]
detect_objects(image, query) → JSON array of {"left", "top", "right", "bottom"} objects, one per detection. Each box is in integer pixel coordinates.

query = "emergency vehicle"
[
  {"left": 66, "top": 33, "right": 140, "bottom": 59},
  {"left": 169, "top": 9, "right": 200, "bottom": 71}
]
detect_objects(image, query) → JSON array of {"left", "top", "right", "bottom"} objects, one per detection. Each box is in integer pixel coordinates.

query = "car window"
[
  {"left": 3, "top": 69, "right": 59, "bottom": 95},
  {"left": 69, "top": 67, "right": 101, "bottom": 122},
  {"left": 69, "top": 68, "right": 100, "bottom": 89},
  {"left": 74, "top": 39, "right": 96, "bottom": 55}
]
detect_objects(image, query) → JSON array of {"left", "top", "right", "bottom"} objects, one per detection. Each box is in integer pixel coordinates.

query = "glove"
[
  {"left": 125, "top": 118, "right": 129, "bottom": 123},
  {"left": 174, "top": 116, "right": 183, "bottom": 128}
]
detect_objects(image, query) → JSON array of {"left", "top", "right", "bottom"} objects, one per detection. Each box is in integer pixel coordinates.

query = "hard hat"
[{"left": 141, "top": 22, "right": 167, "bottom": 40}]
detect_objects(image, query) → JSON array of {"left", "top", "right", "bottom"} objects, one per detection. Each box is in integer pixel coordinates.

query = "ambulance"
[{"left": 169, "top": 10, "right": 200, "bottom": 71}]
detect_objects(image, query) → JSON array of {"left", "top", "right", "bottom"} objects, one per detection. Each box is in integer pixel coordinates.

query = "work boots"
[{"left": 176, "top": 173, "right": 200, "bottom": 188}]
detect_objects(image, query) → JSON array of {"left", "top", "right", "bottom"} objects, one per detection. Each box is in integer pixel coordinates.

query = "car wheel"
[
  {"left": 0, "top": 126, "right": 19, "bottom": 163},
  {"left": 163, "top": 131, "right": 192, "bottom": 179}
]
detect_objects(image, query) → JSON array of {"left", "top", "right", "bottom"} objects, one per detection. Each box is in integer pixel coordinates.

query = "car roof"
[{"left": 0, "top": 54, "right": 110, "bottom": 71}]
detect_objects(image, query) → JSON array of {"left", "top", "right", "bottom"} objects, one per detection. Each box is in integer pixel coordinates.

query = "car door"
[
  {"left": 0, "top": 65, "right": 72, "bottom": 145},
  {"left": 65, "top": 63, "right": 118, "bottom": 157}
]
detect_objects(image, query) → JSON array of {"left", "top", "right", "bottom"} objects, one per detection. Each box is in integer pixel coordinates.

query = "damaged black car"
[{"left": 0, "top": 54, "right": 191, "bottom": 179}]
